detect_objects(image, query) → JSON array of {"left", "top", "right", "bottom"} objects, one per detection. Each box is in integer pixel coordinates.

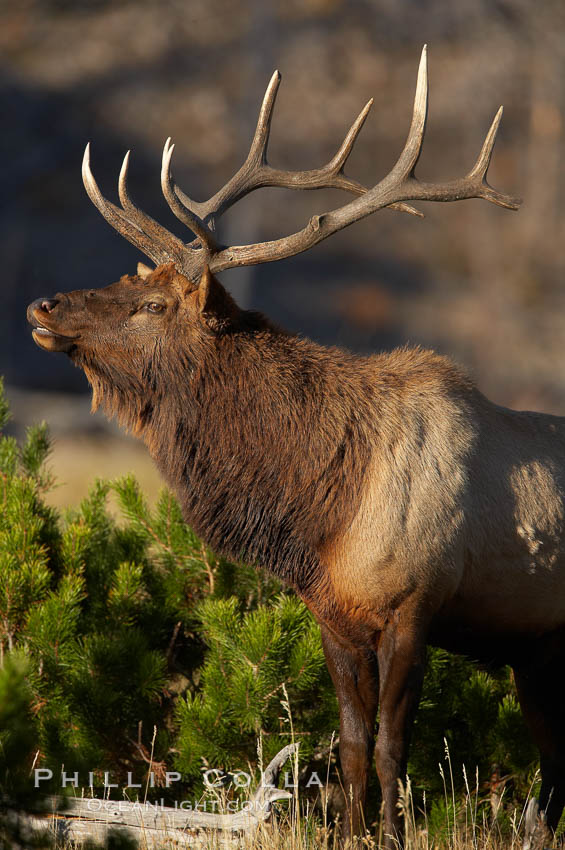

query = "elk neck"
[{"left": 139, "top": 323, "right": 378, "bottom": 597}]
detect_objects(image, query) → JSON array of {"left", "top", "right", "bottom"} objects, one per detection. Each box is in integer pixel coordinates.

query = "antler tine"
[
  {"left": 327, "top": 98, "right": 373, "bottom": 175},
  {"left": 156, "top": 71, "right": 282, "bottom": 231},
  {"left": 324, "top": 99, "right": 421, "bottom": 218},
  {"left": 468, "top": 107, "right": 503, "bottom": 179},
  {"left": 153, "top": 72, "right": 283, "bottom": 238},
  {"left": 209, "top": 45, "right": 521, "bottom": 276},
  {"left": 465, "top": 107, "right": 518, "bottom": 210},
  {"left": 82, "top": 144, "right": 179, "bottom": 268},
  {"left": 161, "top": 139, "right": 218, "bottom": 250},
  {"left": 259, "top": 98, "right": 373, "bottom": 196},
  {"left": 391, "top": 43, "right": 428, "bottom": 181},
  {"left": 248, "top": 69, "right": 281, "bottom": 166},
  {"left": 118, "top": 150, "right": 190, "bottom": 258}
]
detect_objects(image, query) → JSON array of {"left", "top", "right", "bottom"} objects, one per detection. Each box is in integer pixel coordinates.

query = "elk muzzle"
[{"left": 27, "top": 297, "right": 80, "bottom": 353}]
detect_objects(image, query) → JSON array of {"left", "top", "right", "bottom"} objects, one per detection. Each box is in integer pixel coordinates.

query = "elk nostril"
[{"left": 40, "top": 298, "right": 59, "bottom": 313}]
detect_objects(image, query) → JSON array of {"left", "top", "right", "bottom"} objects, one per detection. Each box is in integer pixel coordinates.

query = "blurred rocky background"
[{"left": 2, "top": 0, "right": 565, "bottom": 507}]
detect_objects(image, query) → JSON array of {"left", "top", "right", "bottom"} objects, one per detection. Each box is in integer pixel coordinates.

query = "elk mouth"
[{"left": 28, "top": 318, "right": 81, "bottom": 353}]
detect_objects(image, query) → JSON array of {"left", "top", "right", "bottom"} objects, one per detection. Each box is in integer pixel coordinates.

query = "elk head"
[
  {"left": 27, "top": 261, "right": 246, "bottom": 425},
  {"left": 28, "top": 46, "right": 520, "bottom": 404},
  {"left": 27, "top": 263, "right": 239, "bottom": 356}
]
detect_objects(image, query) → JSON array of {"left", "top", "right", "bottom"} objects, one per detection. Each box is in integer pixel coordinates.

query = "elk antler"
[
  {"left": 160, "top": 70, "right": 420, "bottom": 237},
  {"left": 82, "top": 144, "right": 189, "bottom": 270},
  {"left": 83, "top": 46, "right": 521, "bottom": 283}
]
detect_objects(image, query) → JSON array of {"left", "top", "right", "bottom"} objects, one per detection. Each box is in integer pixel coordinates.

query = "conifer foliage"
[
  {"left": 0, "top": 376, "right": 539, "bottom": 831},
  {"left": 176, "top": 595, "right": 333, "bottom": 777},
  {"left": 0, "top": 377, "right": 335, "bottom": 803}
]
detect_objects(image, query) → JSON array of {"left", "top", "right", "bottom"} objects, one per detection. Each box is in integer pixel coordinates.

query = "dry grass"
[
  {"left": 43, "top": 432, "right": 164, "bottom": 514},
  {"left": 75, "top": 792, "right": 534, "bottom": 850},
  {"left": 43, "top": 742, "right": 542, "bottom": 850}
]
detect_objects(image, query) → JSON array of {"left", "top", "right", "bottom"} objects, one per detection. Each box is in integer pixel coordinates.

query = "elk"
[{"left": 27, "top": 47, "right": 560, "bottom": 849}]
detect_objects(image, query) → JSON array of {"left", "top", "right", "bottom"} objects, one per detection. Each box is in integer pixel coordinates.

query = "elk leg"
[
  {"left": 320, "top": 624, "right": 379, "bottom": 841},
  {"left": 374, "top": 619, "right": 427, "bottom": 849},
  {"left": 514, "top": 659, "right": 565, "bottom": 845}
]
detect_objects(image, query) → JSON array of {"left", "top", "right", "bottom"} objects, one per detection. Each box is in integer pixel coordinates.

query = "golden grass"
[
  {"left": 45, "top": 735, "right": 543, "bottom": 849},
  {"left": 44, "top": 432, "right": 164, "bottom": 514},
  {"left": 77, "top": 792, "right": 534, "bottom": 850}
]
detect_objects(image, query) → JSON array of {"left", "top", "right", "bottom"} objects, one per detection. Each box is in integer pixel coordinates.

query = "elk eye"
[{"left": 146, "top": 302, "right": 165, "bottom": 314}]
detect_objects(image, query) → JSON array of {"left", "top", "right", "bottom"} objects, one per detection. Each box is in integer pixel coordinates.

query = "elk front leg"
[
  {"left": 374, "top": 618, "right": 427, "bottom": 849},
  {"left": 320, "top": 624, "right": 379, "bottom": 841}
]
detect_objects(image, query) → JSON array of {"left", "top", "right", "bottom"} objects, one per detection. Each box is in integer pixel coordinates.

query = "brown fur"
[{"left": 27, "top": 262, "right": 565, "bottom": 847}]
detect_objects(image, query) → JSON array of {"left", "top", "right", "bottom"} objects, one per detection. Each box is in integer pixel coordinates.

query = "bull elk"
[{"left": 28, "top": 47, "right": 558, "bottom": 849}]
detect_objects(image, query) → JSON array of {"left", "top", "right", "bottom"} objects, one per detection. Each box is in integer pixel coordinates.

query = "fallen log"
[{"left": 10, "top": 743, "right": 298, "bottom": 847}]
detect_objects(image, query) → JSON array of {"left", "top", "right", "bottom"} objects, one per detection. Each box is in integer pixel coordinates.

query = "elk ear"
[
  {"left": 197, "top": 265, "right": 239, "bottom": 333},
  {"left": 137, "top": 262, "right": 153, "bottom": 279}
]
